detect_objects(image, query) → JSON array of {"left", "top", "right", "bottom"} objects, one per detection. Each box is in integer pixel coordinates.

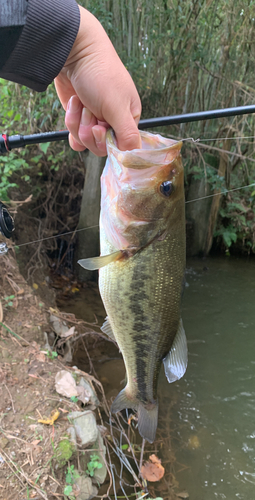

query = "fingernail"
[
  {"left": 67, "top": 95, "right": 80, "bottom": 113},
  {"left": 81, "top": 108, "right": 92, "bottom": 126},
  {"left": 92, "top": 127, "right": 102, "bottom": 143}
]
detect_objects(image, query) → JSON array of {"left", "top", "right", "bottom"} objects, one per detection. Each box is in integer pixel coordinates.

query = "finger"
[
  {"left": 77, "top": 108, "right": 106, "bottom": 156},
  {"left": 92, "top": 126, "right": 107, "bottom": 155},
  {"left": 65, "top": 96, "right": 84, "bottom": 145},
  {"left": 69, "top": 133, "right": 87, "bottom": 152},
  {"left": 114, "top": 115, "right": 142, "bottom": 151}
]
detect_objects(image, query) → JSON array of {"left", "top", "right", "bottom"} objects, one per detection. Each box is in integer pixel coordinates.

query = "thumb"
[
  {"left": 110, "top": 102, "right": 142, "bottom": 151},
  {"left": 114, "top": 118, "right": 142, "bottom": 151}
]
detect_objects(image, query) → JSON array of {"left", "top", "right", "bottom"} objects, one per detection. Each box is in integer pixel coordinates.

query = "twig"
[
  {"left": 139, "top": 439, "right": 146, "bottom": 475},
  {"left": 0, "top": 321, "right": 30, "bottom": 344},
  {"left": 0, "top": 447, "right": 48, "bottom": 500},
  {"left": 4, "top": 384, "right": 15, "bottom": 413}
]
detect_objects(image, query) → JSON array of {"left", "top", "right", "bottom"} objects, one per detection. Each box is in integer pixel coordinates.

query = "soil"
[{"left": 0, "top": 252, "right": 94, "bottom": 500}]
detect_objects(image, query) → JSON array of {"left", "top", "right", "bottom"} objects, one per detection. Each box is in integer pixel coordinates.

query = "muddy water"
[
  {"left": 164, "top": 257, "right": 255, "bottom": 499},
  {"left": 63, "top": 257, "right": 255, "bottom": 499}
]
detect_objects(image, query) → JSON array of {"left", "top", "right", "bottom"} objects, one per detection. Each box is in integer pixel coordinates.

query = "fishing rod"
[
  {"left": 0, "top": 104, "right": 255, "bottom": 153},
  {"left": 0, "top": 104, "right": 255, "bottom": 251}
]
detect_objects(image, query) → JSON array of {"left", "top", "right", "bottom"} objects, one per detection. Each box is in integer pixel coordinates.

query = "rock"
[
  {"left": 78, "top": 377, "right": 99, "bottom": 407},
  {"left": 68, "top": 411, "right": 98, "bottom": 447},
  {"left": 50, "top": 314, "right": 70, "bottom": 336},
  {"left": 67, "top": 426, "right": 77, "bottom": 447},
  {"left": 75, "top": 475, "right": 98, "bottom": 500},
  {"left": 92, "top": 431, "right": 107, "bottom": 484},
  {"left": 55, "top": 370, "right": 78, "bottom": 398},
  {"left": 0, "top": 437, "right": 9, "bottom": 449}
]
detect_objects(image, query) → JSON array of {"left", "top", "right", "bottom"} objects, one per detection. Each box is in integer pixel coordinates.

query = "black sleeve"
[{"left": 0, "top": 0, "right": 80, "bottom": 92}]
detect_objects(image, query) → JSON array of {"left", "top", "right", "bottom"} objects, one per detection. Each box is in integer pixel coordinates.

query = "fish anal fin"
[
  {"left": 78, "top": 250, "right": 122, "bottom": 271},
  {"left": 138, "top": 403, "right": 158, "bottom": 444},
  {"left": 111, "top": 389, "right": 137, "bottom": 414},
  {"left": 101, "top": 316, "right": 116, "bottom": 342},
  {"left": 163, "top": 318, "right": 188, "bottom": 383}
]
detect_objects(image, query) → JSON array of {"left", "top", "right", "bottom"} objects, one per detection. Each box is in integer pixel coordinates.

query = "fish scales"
[{"left": 79, "top": 130, "right": 188, "bottom": 443}]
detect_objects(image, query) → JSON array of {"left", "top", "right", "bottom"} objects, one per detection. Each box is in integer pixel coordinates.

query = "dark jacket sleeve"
[{"left": 0, "top": 0, "right": 80, "bottom": 91}]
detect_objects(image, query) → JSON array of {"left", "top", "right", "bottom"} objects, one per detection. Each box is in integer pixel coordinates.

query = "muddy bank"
[{"left": 0, "top": 252, "right": 184, "bottom": 500}]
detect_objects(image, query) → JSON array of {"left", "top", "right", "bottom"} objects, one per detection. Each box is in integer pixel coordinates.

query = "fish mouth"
[{"left": 106, "top": 129, "right": 183, "bottom": 170}]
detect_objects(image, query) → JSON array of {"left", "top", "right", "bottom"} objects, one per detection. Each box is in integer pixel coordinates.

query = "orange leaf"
[{"left": 141, "top": 455, "right": 165, "bottom": 482}]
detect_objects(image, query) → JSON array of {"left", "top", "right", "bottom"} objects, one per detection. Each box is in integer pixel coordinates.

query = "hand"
[{"left": 54, "top": 5, "right": 142, "bottom": 156}]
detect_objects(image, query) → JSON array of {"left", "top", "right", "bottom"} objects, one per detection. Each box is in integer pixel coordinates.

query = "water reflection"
[{"left": 159, "top": 257, "right": 255, "bottom": 500}]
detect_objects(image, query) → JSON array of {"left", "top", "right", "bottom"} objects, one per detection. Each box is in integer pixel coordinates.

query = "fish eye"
[{"left": 160, "top": 181, "right": 174, "bottom": 197}]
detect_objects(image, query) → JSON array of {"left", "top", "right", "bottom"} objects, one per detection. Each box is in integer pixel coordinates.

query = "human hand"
[{"left": 54, "top": 5, "right": 142, "bottom": 156}]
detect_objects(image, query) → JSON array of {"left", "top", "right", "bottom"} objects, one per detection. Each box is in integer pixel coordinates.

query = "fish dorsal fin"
[
  {"left": 78, "top": 250, "right": 122, "bottom": 271},
  {"left": 163, "top": 319, "right": 188, "bottom": 383},
  {"left": 101, "top": 316, "right": 116, "bottom": 342}
]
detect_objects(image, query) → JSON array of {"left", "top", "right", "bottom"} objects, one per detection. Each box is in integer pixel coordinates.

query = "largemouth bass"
[{"left": 79, "top": 130, "right": 187, "bottom": 443}]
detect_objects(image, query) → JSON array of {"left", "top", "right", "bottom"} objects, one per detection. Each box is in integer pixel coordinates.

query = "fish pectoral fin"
[
  {"left": 101, "top": 316, "right": 116, "bottom": 342},
  {"left": 163, "top": 318, "right": 188, "bottom": 383},
  {"left": 78, "top": 250, "right": 122, "bottom": 271}
]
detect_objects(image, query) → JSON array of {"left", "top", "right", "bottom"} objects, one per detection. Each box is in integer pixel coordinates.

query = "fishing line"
[
  {"left": 175, "top": 135, "right": 255, "bottom": 143},
  {"left": 185, "top": 182, "right": 255, "bottom": 204},
  {"left": 16, "top": 225, "right": 99, "bottom": 248},
  {"left": 4, "top": 134, "right": 254, "bottom": 249},
  {"left": 12, "top": 182, "right": 255, "bottom": 248}
]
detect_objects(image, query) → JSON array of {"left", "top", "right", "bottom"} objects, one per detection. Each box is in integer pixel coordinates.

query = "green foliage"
[
  {"left": 70, "top": 396, "right": 79, "bottom": 403},
  {"left": 64, "top": 465, "right": 80, "bottom": 499},
  {"left": 86, "top": 454, "right": 103, "bottom": 477},
  {"left": 46, "top": 350, "right": 58, "bottom": 360},
  {"left": 0, "top": 151, "right": 30, "bottom": 201},
  {"left": 3, "top": 295, "right": 15, "bottom": 307}
]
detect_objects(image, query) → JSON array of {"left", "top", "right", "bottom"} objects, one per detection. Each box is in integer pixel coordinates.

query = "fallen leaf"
[
  {"left": 149, "top": 454, "right": 161, "bottom": 464},
  {"left": 35, "top": 352, "right": 46, "bottom": 363},
  {"left": 17, "top": 288, "right": 24, "bottom": 295},
  {"left": 177, "top": 492, "right": 189, "bottom": 499},
  {"left": 59, "top": 325, "right": 75, "bottom": 338},
  {"left": 38, "top": 409, "right": 60, "bottom": 426},
  {"left": 141, "top": 455, "right": 165, "bottom": 482},
  {"left": 32, "top": 283, "right": 38, "bottom": 290},
  {"left": 31, "top": 439, "right": 41, "bottom": 446},
  {"left": 55, "top": 370, "right": 78, "bottom": 398}
]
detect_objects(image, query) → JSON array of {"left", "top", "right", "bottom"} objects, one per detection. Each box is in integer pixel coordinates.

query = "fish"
[{"left": 79, "top": 129, "right": 188, "bottom": 443}]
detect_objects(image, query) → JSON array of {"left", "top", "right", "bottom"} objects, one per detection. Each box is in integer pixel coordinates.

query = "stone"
[
  {"left": 75, "top": 475, "right": 98, "bottom": 500},
  {"left": 78, "top": 377, "right": 99, "bottom": 407},
  {"left": 68, "top": 411, "right": 98, "bottom": 447},
  {"left": 0, "top": 437, "right": 9, "bottom": 449}
]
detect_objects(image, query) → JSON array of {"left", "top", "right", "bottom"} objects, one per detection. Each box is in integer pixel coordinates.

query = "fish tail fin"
[
  {"left": 111, "top": 390, "right": 158, "bottom": 443},
  {"left": 138, "top": 403, "right": 158, "bottom": 444}
]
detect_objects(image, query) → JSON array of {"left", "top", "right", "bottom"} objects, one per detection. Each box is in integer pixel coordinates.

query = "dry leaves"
[
  {"left": 141, "top": 454, "right": 165, "bottom": 482},
  {"left": 38, "top": 409, "right": 60, "bottom": 426}
]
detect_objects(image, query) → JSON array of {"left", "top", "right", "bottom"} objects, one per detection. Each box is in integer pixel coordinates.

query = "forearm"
[{"left": 0, "top": 0, "right": 80, "bottom": 91}]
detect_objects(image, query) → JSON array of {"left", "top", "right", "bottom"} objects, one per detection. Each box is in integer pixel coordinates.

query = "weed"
[
  {"left": 70, "top": 396, "right": 78, "bottom": 403},
  {"left": 64, "top": 465, "right": 79, "bottom": 499},
  {"left": 3, "top": 295, "right": 15, "bottom": 307},
  {"left": 86, "top": 454, "right": 103, "bottom": 478},
  {"left": 46, "top": 350, "right": 58, "bottom": 360}
]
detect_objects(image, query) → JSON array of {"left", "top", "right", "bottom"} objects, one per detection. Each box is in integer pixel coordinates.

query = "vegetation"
[{"left": 0, "top": 0, "right": 255, "bottom": 255}]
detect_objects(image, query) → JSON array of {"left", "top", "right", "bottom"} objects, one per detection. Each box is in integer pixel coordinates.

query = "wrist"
[{"left": 65, "top": 5, "right": 110, "bottom": 67}]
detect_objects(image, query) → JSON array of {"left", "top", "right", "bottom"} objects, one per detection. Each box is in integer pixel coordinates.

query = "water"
[
  {"left": 62, "top": 256, "right": 255, "bottom": 498},
  {"left": 160, "top": 257, "right": 255, "bottom": 499}
]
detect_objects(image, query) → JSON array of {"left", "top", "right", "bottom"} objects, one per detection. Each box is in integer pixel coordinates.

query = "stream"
[
  {"left": 62, "top": 256, "right": 255, "bottom": 499},
  {"left": 163, "top": 256, "right": 255, "bottom": 499}
]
